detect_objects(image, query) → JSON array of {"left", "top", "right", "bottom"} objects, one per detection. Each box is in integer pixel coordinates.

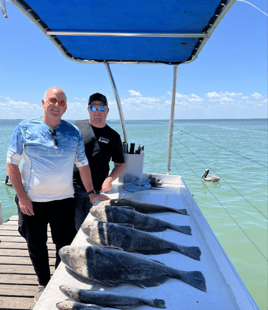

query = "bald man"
[{"left": 6, "top": 87, "right": 108, "bottom": 303}]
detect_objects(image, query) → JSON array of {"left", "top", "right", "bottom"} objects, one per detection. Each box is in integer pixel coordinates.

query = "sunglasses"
[
  {"left": 89, "top": 105, "right": 107, "bottom": 112},
  {"left": 51, "top": 129, "right": 58, "bottom": 147},
  {"left": 48, "top": 97, "right": 66, "bottom": 107}
]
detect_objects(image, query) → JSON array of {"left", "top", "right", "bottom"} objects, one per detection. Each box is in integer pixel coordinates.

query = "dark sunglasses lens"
[
  {"left": 49, "top": 98, "right": 57, "bottom": 103},
  {"left": 98, "top": 106, "right": 106, "bottom": 112},
  {"left": 58, "top": 100, "right": 66, "bottom": 107},
  {"left": 89, "top": 105, "right": 97, "bottom": 112}
]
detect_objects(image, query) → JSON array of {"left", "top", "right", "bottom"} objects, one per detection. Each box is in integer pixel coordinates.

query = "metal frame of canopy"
[{"left": 10, "top": 0, "right": 236, "bottom": 175}]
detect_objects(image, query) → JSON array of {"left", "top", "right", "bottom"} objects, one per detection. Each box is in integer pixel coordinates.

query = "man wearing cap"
[{"left": 73, "top": 93, "right": 125, "bottom": 229}]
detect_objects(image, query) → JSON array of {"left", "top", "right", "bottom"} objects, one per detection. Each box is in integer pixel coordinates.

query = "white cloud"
[
  {"left": 1, "top": 91, "right": 266, "bottom": 120},
  {"left": 221, "top": 97, "right": 234, "bottom": 102},
  {"left": 251, "top": 93, "right": 263, "bottom": 99},
  {"left": 128, "top": 90, "right": 142, "bottom": 97},
  {"left": 206, "top": 92, "right": 220, "bottom": 98}
]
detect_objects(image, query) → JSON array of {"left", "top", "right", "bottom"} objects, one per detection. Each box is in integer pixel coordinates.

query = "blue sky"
[{"left": 0, "top": 0, "right": 267, "bottom": 120}]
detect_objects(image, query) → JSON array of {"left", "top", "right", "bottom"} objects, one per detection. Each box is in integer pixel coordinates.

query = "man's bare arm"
[
  {"left": 78, "top": 165, "right": 109, "bottom": 204},
  {"left": 101, "top": 162, "right": 125, "bottom": 193}
]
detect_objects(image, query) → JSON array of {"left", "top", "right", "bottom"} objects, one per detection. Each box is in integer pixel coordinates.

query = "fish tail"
[
  {"left": 170, "top": 224, "right": 192, "bottom": 235},
  {"left": 174, "top": 208, "right": 189, "bottom": 215},
  {"left": 146, "top": 298, "right": 166, "bottom": 308},
  {"left": 174, "top": 270, "right": 207, "bottom": 292},
  {"left": 173, "top": 245, "right": 201, "bottom": 261}
]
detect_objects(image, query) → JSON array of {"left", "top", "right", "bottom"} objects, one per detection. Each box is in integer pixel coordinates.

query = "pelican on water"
[
  {"left": 4, "top": 175, "right": 13, "bottom": 187},
  {"left": 201, "top": 169, "right": 221, "bottom": 182}
]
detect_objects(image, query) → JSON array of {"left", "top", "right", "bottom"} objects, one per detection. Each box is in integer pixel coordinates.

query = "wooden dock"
[{"left": 0, "top": 215, "right": 56, "bottom": 310}]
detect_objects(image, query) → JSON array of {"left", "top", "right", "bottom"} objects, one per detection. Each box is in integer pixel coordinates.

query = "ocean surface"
[{"left": 0, "top": 118, "right": 267, "bottom": 309}]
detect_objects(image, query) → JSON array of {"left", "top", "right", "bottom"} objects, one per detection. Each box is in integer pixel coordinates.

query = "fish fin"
[
  {"left": 148, "top": 258, "right": 166, "bottom": 265},
  {"left": 146, "top": 299, "right": 166, "bottom": 308},
  {"left": 178, "top": 270, "right": 207, "bottom": 292},
  {"left": 95, "top": 248, "right": 127, "bottom": 267},
  {"left": 176, "top": 208, "right": 189, "bottom": 215},
  {"left": 172, "top": 225, "right": 192, "bottom": 235},
  {"left": 131, "top": 275, "right": 170, "bottom": 288},
  {"left": 95, "top": 278, "right": 119, "bottom": 287},
  {"left": 179, "top": 246, "right": 201, "bottom": 261}
]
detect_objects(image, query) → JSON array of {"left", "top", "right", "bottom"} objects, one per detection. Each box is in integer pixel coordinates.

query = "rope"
[
  {"left": 237, "top": 0, "right": 268, "bottom": 17},
  {"left": 173, "top": 135, "right": 267, "bottom": 219},
  {"left": 171, "top": 147, "right": 268, "bottom": 262},
  {"left": 0, "top": 0, "right": 7, "bottom": 18},
  {"left": 178, "top": 129, "right": 267, "bottom": 168}
]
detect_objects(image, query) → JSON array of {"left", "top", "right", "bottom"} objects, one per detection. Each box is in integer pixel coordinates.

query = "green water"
[{"left": 0, "top": 118, "right": 267, "bottom": 309}]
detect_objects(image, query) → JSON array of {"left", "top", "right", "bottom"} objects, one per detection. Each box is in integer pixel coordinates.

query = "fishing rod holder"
[{"left": 118, "top": 148, "right": 145, "bottom": 183}]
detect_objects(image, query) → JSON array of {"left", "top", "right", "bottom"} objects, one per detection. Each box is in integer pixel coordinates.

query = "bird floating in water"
[
  {"left": 201, "top": 169, "right": 221, "bottom": 182},
  {"left": 4, "top": 175, "right": 13, "bottom": 187}
]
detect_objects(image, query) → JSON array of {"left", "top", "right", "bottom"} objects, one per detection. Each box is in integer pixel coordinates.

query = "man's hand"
[
  {"left": 6, "top": 163, "right": 34, "bottom": 216},
  {"left": 89, "top": 193, "right": 109, "bottom": 204},
  {"left": 101, "top": 177, "right": 113, "bottom": 193},
  {"left": 19, "top": 196, "right": 34, "bottom": 216}
]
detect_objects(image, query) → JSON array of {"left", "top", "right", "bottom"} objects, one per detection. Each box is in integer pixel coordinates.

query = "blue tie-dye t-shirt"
[{"left": 7, "top": 117, "right": 88, "bottom": 202}]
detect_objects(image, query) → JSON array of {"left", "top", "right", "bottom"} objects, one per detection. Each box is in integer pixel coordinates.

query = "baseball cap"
[{"left": 88, "top": 93, "right": 108, "bottom": 106}]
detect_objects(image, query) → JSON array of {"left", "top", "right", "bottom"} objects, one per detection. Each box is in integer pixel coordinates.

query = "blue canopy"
[{"left": 13, "top": 0, "right": 235, "bottom": 64}]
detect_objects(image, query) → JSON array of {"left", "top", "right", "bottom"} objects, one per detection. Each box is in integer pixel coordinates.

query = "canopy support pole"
[
  {"left": 167, "top": 65, "right": 178, "bottom": 175},
  {"left": 104, "top": 62, "right": 127, "bottom": 143}
]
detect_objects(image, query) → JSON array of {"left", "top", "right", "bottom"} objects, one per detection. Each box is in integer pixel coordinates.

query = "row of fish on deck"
[{"left": 56, "top": 198, "right": 206, "bottom": 309}]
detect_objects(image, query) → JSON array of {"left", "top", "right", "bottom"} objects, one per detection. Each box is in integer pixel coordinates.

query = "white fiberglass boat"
[{"left": 7, "top": 1, "right": 260, "bottom": 309}]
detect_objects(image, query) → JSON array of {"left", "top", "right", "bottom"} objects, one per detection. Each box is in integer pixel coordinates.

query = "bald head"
[{"left": 44, "top": 87, "right": 67, "bottom": 101}]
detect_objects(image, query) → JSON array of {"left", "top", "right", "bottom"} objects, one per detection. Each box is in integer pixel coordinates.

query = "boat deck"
[
  {"left": 0, "top": 215, "right": 56, "bottom": 310},
  {"left": 33, "top": 174, "right": 259, "bottom": 310}
]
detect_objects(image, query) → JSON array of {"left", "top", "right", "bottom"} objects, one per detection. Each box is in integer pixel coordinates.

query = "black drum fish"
[
  {"left": 90, "top": 205, "right": 192, "bottom": 235},
  {"left": 59, "top": 284, "right": 166, "bottom": 308},
  {"left": 59, "top": 246, "right": 207, "bottom": 292},
  {"left": 81, "top": 221, "right": 201, "bottom": 260},
  {"left": 97, "top": 198, "right": 188, "bottom": 215}
]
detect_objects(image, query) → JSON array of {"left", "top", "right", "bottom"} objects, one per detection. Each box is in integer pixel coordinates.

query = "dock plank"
[
  {"left": 0, "top": 215, "right": 59, "bottom": 310},
  {"left": 0, "top": 242, "right": 56, "bottom": 250},
  {"left": 0, "top": 235, "right": 54, "bottom": 244},
  {"left": 0, "top": 274, "right": 37, "bottom": 285},
  {"left": 0, "top": 256, "right": 56, "bottom": 265},
  {"left": 0, "top": 284, "right": 38, "bottom": 297},
  {"left": 0, "top": 264, "right": 55, "bottom": 274},
  {"left": 0, "top": 225, "right": 20, "bottom": 231},
  {"left": 0, "top": 296, "right": 34, "bottom": 309},
  {"left": 0, "top": 248, "right": 56, "bottom": 257},
  {"left": 0, "top": 230, "right": 21, "bottom": 236}
]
